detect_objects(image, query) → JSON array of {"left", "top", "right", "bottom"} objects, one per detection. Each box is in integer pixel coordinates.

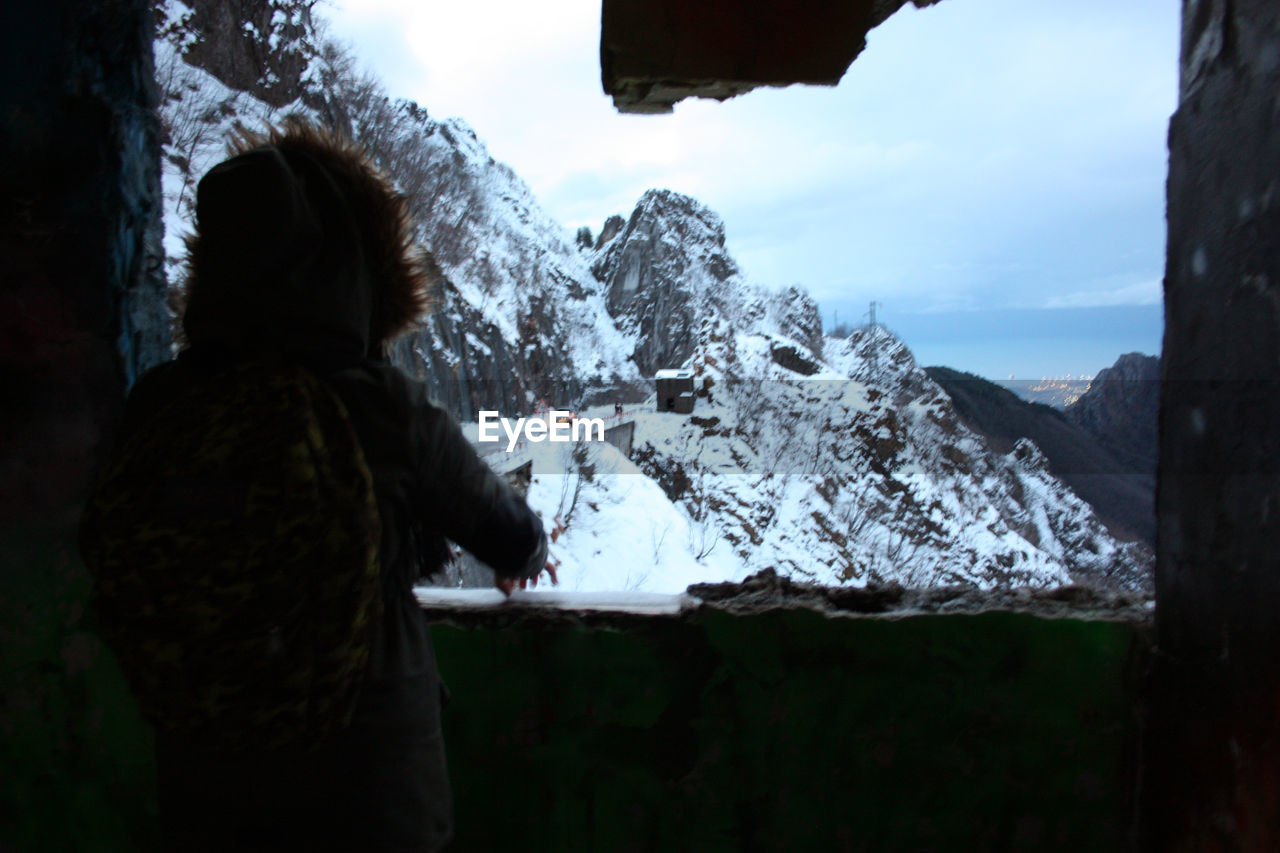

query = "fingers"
[
  {"left": 496, "top": 576, "right": 534, "bottom": 595},
  {"left": 523, "top": 560, "right": 560, "bottom": 590},
  {"left": 496, "top": 558, "right": 560, "bottom": 597}
]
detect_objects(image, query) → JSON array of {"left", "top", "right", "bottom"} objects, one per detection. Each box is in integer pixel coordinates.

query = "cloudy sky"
[{"left": 325, "top": 0, "right": 1179, "bottom": 380}]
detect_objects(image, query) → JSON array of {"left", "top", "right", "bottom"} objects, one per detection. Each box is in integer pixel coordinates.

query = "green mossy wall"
[
  {"left": 0, "top": 581, "right": 1144, "bottom": 851},
  {"left": 434, "top": 608, "right": 1146, "bottom": 851}
]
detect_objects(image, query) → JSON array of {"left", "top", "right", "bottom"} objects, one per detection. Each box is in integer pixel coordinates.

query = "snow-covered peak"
[
  {"left": 825, "top": 325, "right": 926, "bottom": 389},
  {"left": 630, "top": 188, "right": 729, "bottom": 247}
]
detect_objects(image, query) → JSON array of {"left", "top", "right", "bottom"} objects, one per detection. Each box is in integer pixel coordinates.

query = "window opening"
[{"left": 153, "top": 0, "right": 1173, "bottom": 604}]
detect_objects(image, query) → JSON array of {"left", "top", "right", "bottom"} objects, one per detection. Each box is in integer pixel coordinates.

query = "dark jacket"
[
  {"left": 132, "top": 122, "right": 544, "bottom": 851},
  {"left": 151, "top": 121, "right": 549, "bottom": 677},
  {"left": 119, "top": 346, "right": 547, "bottom": 681}
]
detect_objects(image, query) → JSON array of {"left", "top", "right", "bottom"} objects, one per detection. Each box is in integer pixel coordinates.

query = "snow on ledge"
[{"left": 414, "top": 587, "right": 698, "bottom": 616}]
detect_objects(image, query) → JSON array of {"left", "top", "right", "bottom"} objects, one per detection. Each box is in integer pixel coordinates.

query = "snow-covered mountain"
[
  {"left": 384, "top": 116, "right": 642, "bottom": 417},
  {"left": 155, "top": 0, "right": 642, "bottom": 416},
  {"left": 927, "top": 365, "right": 1156, "bottom": 546},
  {"left": 152, "top": 0, "right": 1153, "bottom": 594}
]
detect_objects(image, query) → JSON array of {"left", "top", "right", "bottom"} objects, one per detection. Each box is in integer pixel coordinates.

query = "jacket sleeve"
[{"left": 405, "top": 381, "right": 547, "bottom": 580}]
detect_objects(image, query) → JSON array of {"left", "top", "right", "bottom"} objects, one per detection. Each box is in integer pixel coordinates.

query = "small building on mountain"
[{"left": 655, "top": 368, "right": 695, "bottom": 414}]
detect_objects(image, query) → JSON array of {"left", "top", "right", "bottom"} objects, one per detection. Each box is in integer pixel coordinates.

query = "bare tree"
[
  {"left": 649, "top": 521, "right": 670, "bottom": 566},
  {"left": 684, "top": 463, "right": 721, "bottom": 561},
  {"left": 555, "top": 442, "right": 590, "bottom": 528}
]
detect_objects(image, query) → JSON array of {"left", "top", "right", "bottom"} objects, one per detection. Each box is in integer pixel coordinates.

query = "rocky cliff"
[
  {"left": 155, "top": 0, "right": 641, "bottom": 416},
  {"left": 376, "top": 115, "right": 642, "bottom": 414},
  {"left": 590, "top": 189, "right": 736, "bottom": 376},
  {"left": 590, "top": 189, "right": 826, "bottom": 377},
  {"left": 1066, "top": 352, "right": 1160, "bottom": 478}
]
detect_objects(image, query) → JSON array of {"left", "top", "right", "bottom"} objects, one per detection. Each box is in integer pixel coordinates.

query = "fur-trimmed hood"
[{"left": 181, "top": 118, "right": 432, "bottom": 360}]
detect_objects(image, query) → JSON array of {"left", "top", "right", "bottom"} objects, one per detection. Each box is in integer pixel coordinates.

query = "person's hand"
[{"left": 496, "top": 559, "right": 559, "bottom": 596}]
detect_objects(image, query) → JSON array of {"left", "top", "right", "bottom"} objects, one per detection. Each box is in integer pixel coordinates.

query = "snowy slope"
[
  {"left": 504, "top": 319, "right": 1150, "bottom": 593},
  {"left": 155, "top": 7, "right": 294, "bottom": 287},
  {"left": 155, "top": 5, "right": 639, "bottom": 409},
  {"left": 389, "top": 117, "right": 639, "bottom": 391},
  {"left": 525, "top": 441, "right": 743, "bottom": 593},
  {"left": 615, "top": 324, "right": 1146, "bottom": 591},
  {"left": 154, "top": 9, "right": 1152, "bottom": 594}
]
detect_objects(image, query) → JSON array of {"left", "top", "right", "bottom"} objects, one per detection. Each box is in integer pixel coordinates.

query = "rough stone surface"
[
  {"left": 164, "top": 0, "right": 318, "bottom": 108},
  {"left": 594, "top": 214, "right": 626, "bottom": 249},
  {"left": 388, "top": 278, "right": 531, "bottom": 424},
  {"left": 0, "top": 0, "right": 164, "bottom": 849},
  {"left": 1147, "top": 0, "right": 1280, "bottom": 848},
  {"left": 0, "top": 0, "right": 167, "bottom": 518},
  {"left": 428, "top": 595, "right": 1146, "bottom": 849},
  {"left": 1161, "top": 0, "right": 1280, "bottom": 698},
  {"left": 601, "top": 0, "right": 944, "bottom": 113},
  {"left": 770, "top": 284, "right": 825, "bottom": 360},
  {"left": 419, "top": 567, "right": 1152, "bottom": 635},
  {"left": 768, "top": 342, "right": 821, "bottom": 376},
  {"left": 689, "top": 568, "right": 1153, "bottom": 623}
]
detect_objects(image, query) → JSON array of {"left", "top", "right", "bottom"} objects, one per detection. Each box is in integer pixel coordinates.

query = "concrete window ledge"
[
  {"left": 417, "top": 568, "right": 1152, "bottom": 848},
  {"left": 416, "top": 567, "right": 1155, "bottom": 624},
  {"left": 415, "top": 587, "right": 697, "bottom": 616}
]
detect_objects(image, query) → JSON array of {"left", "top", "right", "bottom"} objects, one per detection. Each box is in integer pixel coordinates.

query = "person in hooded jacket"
[{"left": 119, "top": 119, "right": 552, "bottom": 852}]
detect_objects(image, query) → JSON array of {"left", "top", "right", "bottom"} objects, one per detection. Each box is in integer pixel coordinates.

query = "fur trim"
[{"left": 183, "top": 116, "right": 435, "bottom": 349}]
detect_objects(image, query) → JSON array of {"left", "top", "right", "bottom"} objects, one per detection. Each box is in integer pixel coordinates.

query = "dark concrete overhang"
[{"left": 601, "top": 0, "right": 943, "bottom": 113}]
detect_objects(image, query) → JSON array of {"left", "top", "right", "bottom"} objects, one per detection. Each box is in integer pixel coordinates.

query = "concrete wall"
[
  {"left": 432, "top": 606, "right": 1146, "bottom": 851},
  {"left": 603, "top": 419, "right": 636, "bottom": 458},
  {"left": 1147, "top": 0, "right": 1280, "bottom": 848},
  {"left": 6, "top": 0, "right": 1280, "bottom": 849},
  {"left": 0, "top": 0, "right": 166, "bottom": 850},
  {"left": 600, "top": 0, "right": 942, "bottom": 113}
]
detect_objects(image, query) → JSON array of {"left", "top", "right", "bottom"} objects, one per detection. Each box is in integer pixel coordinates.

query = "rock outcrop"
[
  {"left": 158, "top": 0, "right": 319, "bottom": 108},
  {"left": 1066, "top": 352, "right": 1160, "bottom": 477},
  {"left": 591, "top": 189, "right": 739, "bottom": 375},
  {"left": 770, "top": 285, "right": 825, "bottom": 361}
]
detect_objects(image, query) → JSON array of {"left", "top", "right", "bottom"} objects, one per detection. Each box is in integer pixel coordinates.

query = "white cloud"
[
  {"left": 1045, "top": 278, "right": 1163, "bottom": 309},
  {"left": 324, "top": 0, "right": 1178, "bottom": 371}
]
